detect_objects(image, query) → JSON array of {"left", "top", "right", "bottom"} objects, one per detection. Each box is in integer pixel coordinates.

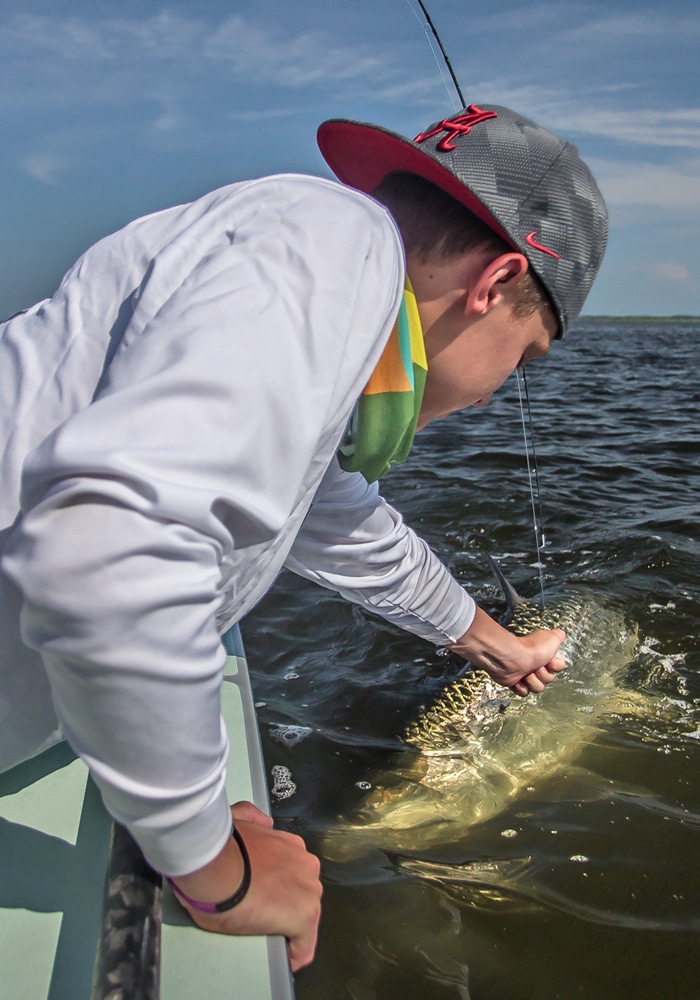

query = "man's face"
[{"left": 417, "top": 303, "right": 558, "bottom": 430}]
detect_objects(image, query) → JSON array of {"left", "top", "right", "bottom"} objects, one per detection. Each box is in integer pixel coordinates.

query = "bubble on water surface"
[
  {"left": 270, "top": 765, "right": 296, "bottom": 800},
  {"left": 269, "top": 724, "right": 313, "bottom": 748}
]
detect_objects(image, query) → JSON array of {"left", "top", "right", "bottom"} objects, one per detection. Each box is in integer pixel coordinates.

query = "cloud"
[
  {"left": 589, "top": 158, "right": 700, "bottom": 212},
  {"left": 1, "top": 5, "right": 698, "bottom": 160},
  {"left": 0, "top": 12, "right": 113, "bottom": 60},
  {"left": 0, "top": 10, "right": 398, "bottom": 90},
  {"left": 19, "top": 152, "right": 66, "bottom": 185},
  {"left": 202, "top": 15, "right": 395, "bottom": 89},
  {"left": 463, "top": 4, "right": 700, "bottom": 48},
  {"left": 453, "top": 0, "right": 575, "bottom": 33},
  {"left": 417, "top": 75, "right": 700, "bottom": 152},
  {"left": 0, "top": 9, "right": 424, "bottom": 127},
  {"left": 228, "top": 106, "right": 325, "bottom": 123},
  {"left": 148, "top": 92, "right": 183, "bottom": 133},
  {"left": 0, "top": 10, "right": 198, "bottom": 62},
  {"left": 560, "top": 9, "right": 700, "bottom": 45},
  {"left": 549, "top": 107, "right": 700, "bottom": 151},
  {"left": 646, "top": 263, "right": 689, "bottom": 282}
]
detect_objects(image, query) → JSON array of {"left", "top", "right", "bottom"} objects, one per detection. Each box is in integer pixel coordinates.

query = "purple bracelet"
[{"left": 166, "top": 825, "right": 251, "bottom": 914}]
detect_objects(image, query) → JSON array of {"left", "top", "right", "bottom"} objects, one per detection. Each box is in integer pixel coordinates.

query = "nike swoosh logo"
[{"left": 526, "top": 232, "right": 561, "bottom": 259}]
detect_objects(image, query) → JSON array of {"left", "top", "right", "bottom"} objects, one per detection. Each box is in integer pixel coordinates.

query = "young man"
[{"left": 0, "top": 104, "right": 607, "bottom": 970}]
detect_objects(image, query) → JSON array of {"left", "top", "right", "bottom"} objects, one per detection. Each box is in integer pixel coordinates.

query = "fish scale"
[{"left": 403, "top": 592, "right": 604, "bottom": 754}]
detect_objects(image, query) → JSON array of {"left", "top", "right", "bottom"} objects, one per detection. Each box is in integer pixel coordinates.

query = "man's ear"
[{"left": 466, "top": 253, "right": 529, "bottom": 317}]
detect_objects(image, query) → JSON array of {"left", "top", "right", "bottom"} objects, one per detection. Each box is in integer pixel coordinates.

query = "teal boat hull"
[{"left": 0, "top": 625, "right": 294, "bottom": 1000}]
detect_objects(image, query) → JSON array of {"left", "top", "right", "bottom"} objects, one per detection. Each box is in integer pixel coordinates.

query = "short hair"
[{"left": 371, "top": 171, "right": 551, "bottom": 322}]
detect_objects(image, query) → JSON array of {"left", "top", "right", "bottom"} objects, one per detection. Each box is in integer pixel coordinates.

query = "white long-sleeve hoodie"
[{"left": 0, "top": 174, "right": 474, "bottom": 874}]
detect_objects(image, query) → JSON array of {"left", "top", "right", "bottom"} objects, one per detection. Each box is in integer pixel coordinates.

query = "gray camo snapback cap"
[{"left": 317, "top": 105, "right": 608, "bottom": 336}]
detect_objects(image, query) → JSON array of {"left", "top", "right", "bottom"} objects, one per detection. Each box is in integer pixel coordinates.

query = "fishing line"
[
  {"left": 407, "top": 0, "right": 549, "bottom": 602},
  {"left": 516, "top": 365, "right": 547, "bottom": 606},
  {"left": 405, "top": 0, "right": 458, "bottom": 109},
  {"left": 405, "top": 0, "right": 465, "bottom": 108}
]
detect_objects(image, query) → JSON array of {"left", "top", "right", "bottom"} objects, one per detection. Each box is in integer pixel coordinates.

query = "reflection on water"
[{"left": 244, "top": 320, "right": 700, "bottom": 1000}]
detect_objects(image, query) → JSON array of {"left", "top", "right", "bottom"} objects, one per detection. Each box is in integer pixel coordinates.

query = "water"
[{"left": 244, "top": 319, "right": 700, "bottom": 1000}]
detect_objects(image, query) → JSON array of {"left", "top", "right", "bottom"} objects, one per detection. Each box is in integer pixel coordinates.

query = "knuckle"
[{"left": 284, "top": 831, "right": 306, "bottom": 850}]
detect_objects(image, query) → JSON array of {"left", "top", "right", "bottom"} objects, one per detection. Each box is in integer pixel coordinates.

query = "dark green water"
[{"left": 245, "top": 320, "right": 700, "bottom": 999}]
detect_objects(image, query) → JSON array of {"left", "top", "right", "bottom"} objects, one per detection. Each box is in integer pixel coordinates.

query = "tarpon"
[{"left": 321, "top": 562, "right": 645, "bottom": 861}]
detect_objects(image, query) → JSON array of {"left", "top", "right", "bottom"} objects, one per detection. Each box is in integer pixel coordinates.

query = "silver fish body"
[
  {"left": 322, "top": 585, "right": 643, "bottom": 861},
  {"left": 404, "top": 591, "right": 616, "bottom": 754}
]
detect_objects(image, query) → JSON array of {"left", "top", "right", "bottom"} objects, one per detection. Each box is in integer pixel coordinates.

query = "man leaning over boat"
[{"left": 0, "top": 104, "right": 607, "bottom": 970}]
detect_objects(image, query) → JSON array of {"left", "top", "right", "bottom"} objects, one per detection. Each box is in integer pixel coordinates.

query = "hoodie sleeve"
[
  {"left": 2, "top": 177, "right": 405, "bottom": 875},
  {"left": 285, "top": 459, "right": 475, "bottom": 644}
]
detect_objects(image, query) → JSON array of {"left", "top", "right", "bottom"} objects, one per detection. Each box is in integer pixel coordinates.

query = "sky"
[{"left": 1, "top": 0, "right": 698, "bottom": 319}]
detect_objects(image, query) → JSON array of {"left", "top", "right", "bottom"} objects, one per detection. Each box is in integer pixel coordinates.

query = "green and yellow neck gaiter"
[{"left": 338, "top": 279, "right": 427, "bottom": 483}]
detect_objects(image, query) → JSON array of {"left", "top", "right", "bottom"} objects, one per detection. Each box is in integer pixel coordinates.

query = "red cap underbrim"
[{"left": 317, "top": 119, "right": 517, "bottom": 251}]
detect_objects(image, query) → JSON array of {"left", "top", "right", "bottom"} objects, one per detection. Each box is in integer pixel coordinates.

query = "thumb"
[
  {"left": 540, "top": 628, "right": 567, "bottom": 670},
  {"left": 231, "top": 800, "right": 274, "bottom": 828},
  {"left": 528, "top": 626, "right": 566, "bottom": 652}
]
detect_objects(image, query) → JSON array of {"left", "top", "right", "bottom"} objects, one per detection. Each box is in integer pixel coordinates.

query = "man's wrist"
[
  {"left": 167, "top": 826, "right": 251, "bottom": 913},
  {"left": 448, "top": 605, "right": 523, "bottom": 673},
  {"left": 167, "top": 825, "right": 247, "bottom": 906}
]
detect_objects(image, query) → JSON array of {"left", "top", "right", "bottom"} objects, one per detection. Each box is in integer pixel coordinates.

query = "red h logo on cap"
[{"left": 414, "top": 105, "right": 498, "bottom": 152}]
